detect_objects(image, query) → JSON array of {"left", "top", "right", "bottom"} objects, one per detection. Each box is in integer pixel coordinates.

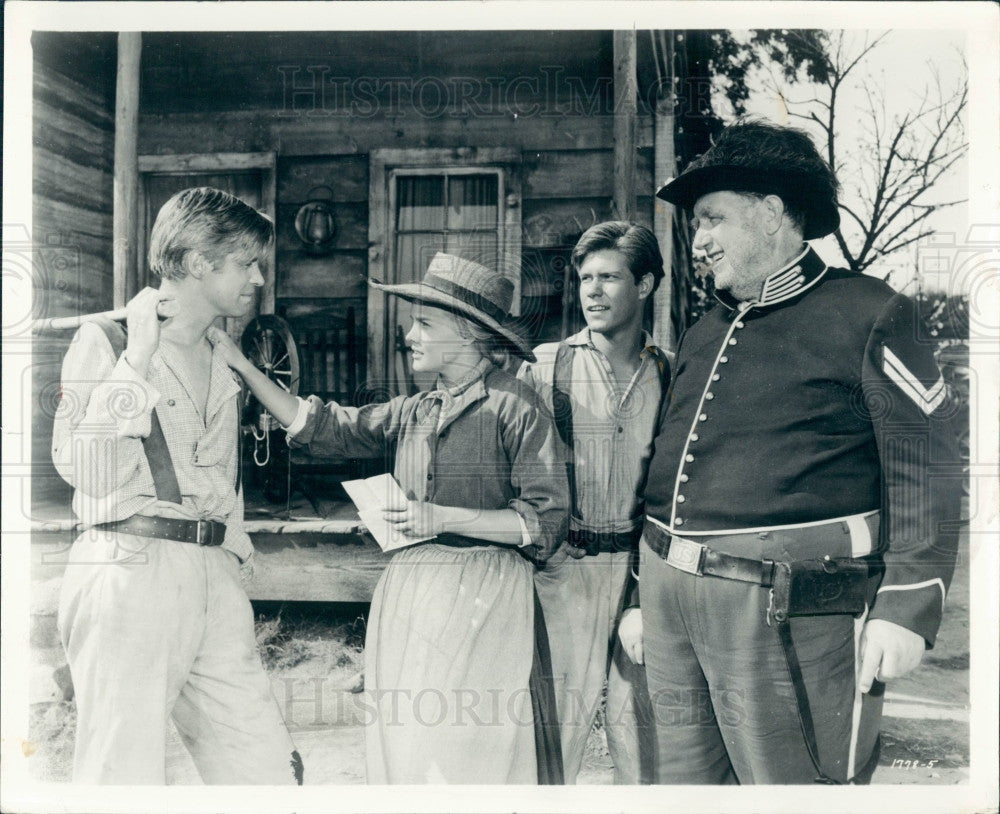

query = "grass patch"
[
  {"left": 255, "top": 612, "right": 313, "bottom": 671},
  {"left": 253, "top": 605, "right": 367, "bottom": 686},
  {"left": 28, "top": 700, "right": 77, "bottom": 782}
]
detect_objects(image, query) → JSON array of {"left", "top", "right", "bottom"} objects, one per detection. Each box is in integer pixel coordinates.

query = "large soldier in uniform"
[{"left": 632, "top": 120, "right": 962, "bottom": 784}]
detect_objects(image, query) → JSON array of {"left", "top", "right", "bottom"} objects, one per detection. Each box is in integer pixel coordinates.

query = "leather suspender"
[
  {"left": 551, "top": 342, "right": 577, "bottom": 518},
  {"left": 92, "top": 318, "right": 242, "bottom": 504},
  {"left": 552, "top": 340, "right": 671, "bottom": 520}
]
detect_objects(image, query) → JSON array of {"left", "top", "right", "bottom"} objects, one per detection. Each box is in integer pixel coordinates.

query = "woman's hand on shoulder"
[{"left": 207, "top": 326, "right": 251, "bottom": 374}]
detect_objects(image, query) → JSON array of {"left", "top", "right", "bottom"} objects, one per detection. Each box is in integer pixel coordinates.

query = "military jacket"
[{"left": 644, "top": 247, "right": 963, "bottom": 645}]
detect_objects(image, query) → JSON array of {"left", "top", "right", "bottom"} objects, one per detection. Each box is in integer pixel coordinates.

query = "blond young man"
[{"left": 54, "top": 187, "right": 301, "bottom": 784}]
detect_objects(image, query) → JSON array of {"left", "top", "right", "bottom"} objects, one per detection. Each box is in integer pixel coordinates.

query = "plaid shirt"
[{"left": 52, "top": 321, "right": 252, "bottom": 562}]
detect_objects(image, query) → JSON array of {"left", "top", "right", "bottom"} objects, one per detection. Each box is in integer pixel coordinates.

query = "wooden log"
[
  {"left": 276, "top": 252, "right": 367, "bottom": 298},
  {"left": 33, "top": 198, "right": 114, "bottom": 251},
  {"left": 277, "top": 156, "right": 369, "bottom": 203},
  {"left": 33, "top": 62, "right": 114, "bottom": 130},
  {"left": 137, "top": 152, "right": 274, "bottom": 173},
  {"left": 261, "top": 160, "right": 278, "bottom": 316},
  {"left": 34, "top": 151, "right": 113, "bottom": 213},
  {"left": 113, "top": 33, "right": 141, "bottom": 309},
  {"left": 140, "top": 110, "right": 655, "bottom": 156},
  {"left": 522, "top": 150, "right": 613, "bottom": 200},
  {"left": 613, "top": 30, "right": 638, "bottom": 223},
  {"left": 33, "top": 108, "right": 115, "bottom": 171}
]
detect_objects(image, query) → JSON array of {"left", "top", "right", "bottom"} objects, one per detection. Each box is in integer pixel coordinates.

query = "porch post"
[
  {"left": 652, "top": 97, "right": 676, "bottom": 352},
  {"left": 612, "top": 30, "right": 637, "bottom": 222},
  {"left": 113, "top": 32, "right": 141, "bottom": 308}
]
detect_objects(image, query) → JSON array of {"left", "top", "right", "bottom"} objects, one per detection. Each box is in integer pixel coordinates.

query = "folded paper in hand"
[{"left": 341, "top": 473, "right": 434, "bottom": 552}]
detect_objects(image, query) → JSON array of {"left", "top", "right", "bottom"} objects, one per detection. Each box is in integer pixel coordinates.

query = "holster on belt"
[
  {"left": 646, "top": 518, "right": 877, "bottom": 785},
  {"left": 767, "top": 557, "right": 870, "bottom": 624}
]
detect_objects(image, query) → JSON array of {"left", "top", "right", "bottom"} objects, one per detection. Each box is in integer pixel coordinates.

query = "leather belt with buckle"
[
  {"left": 567, "top": 522, "right": 642, "bottom": 556},
  {"left": 96, "top": 515, "right": 227, "bottom": 547},
  {"left": 643, "top": 519, "right": 776, "bottom": 586},
  {"left": 665, "top": 536, "right": 708, "bottom": 574}
]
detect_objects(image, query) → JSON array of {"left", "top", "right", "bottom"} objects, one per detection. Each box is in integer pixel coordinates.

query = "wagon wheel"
[
  {"left": 240, "top": 314, "right": 300, "bottom": 430},
  {"left": 240, "top": 315, "right": 301, "bottom": 505}
]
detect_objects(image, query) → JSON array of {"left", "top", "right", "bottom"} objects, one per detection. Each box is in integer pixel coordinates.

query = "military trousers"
[{"left": 639, "top": 516, "right": 884, "bottom": 784}]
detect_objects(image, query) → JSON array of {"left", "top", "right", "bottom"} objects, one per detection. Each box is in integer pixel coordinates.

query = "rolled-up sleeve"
[
  {"left": 501, "top": 394, "right": 569, "bottom": 563},
  {"left": 52, "top": 322, "right": 161, "bottom": 499}
]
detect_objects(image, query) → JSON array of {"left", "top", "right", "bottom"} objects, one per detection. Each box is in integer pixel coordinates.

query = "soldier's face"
[{"left": 692, "top": 191, "right": 772, "bottom": 301}]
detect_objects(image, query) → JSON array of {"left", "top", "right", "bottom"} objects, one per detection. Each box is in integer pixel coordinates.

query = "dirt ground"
[{"left": 27, "top": 534, "right": 971, "bottom": 786}]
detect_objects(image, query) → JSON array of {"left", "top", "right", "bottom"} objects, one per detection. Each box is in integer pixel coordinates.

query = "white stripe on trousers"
[{"left": 848, "top": 605, "right": 870, "bottom": 779}]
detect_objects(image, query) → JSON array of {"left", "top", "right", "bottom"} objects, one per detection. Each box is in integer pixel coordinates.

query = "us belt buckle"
[
  {"left": 196, "top": 520, "right": 212, "bottom": 546},
  {"left": 667, "top": 536, "right": 707, "bottom": 575}
]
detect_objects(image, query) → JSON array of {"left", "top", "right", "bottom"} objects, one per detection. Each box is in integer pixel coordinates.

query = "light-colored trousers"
[
  {"left": 534, "top": 546, "right": 657, "bottom": 783},
  {"left": 58, "top": 529, "right": 300, "bottom": 785}
]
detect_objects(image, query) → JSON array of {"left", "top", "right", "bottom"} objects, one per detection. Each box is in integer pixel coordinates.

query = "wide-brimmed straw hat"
[
  {"left": 656, "top": 120, "right": 841, "bottom": 240},
  {"left": 369, "top": 253, "right": 534, "bottom": 361}
]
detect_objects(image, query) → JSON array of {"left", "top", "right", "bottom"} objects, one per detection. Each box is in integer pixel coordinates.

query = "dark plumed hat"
[{"left": 656, "top": 119, "right": 841, "bottom": 240}]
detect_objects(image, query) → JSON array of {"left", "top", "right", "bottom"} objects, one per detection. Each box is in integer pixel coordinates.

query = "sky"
[{"left": 722, "top": 29, "right": 969, "bottom": 293}]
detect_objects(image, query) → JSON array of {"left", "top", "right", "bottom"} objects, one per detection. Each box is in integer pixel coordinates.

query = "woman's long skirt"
[{"left": 364, "top": 542, "right": 537, "bottom": 784}]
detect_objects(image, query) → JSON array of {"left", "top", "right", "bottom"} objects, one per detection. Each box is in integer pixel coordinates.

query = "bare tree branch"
[{"left": 740, "top": 31, "right": 966, "bottom": 276}]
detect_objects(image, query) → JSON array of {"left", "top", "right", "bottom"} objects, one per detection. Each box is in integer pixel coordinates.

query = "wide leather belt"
[
  {"left": 643, "top": 519, "right": 776, "bottom": 586},
  {"left": 96, "top": 515, "right": 227, "bottom": 546},
  {"left": 568, "top": 522, "right": 642, "bottom": 556}
]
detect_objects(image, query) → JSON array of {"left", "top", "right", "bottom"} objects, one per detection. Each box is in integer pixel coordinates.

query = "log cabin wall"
[
  {"left": 31, "top": 33, "right": 117, "bottom": 507},
  {"left": 135, "top": 31, "right": 655, "bottom": 391},
  {"left": 29, "top": 31, "right": 658, "bottom": 505}
]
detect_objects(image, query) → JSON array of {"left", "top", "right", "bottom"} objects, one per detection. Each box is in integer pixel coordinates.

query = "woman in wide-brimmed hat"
[{"left": 211, "top": 252, "right": 568, "bottom": 784}]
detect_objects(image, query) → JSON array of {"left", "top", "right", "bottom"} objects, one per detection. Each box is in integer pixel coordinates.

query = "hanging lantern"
[{"left": 294, "top": 186, "right": 337, "bottom": 255}]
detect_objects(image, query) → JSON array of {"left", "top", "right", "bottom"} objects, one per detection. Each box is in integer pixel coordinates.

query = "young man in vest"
[
  {"left": 519, "top": 222, "right": 668, "bottom": 783},
  {"left": 52, "top": 187, "right": 301, "bottom": 784},
  {"left": 636, "top": 119, "right": 962, "bottom": 783}
]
